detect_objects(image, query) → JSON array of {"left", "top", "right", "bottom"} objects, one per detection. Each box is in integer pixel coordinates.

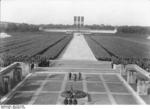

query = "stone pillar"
[
  {"left": 2, "top": 76, "right": 11, "bottom": 94},
  {"left": 137, "top": 80, "right": 142, "bottom": 95},
  {"left": 127, "top": 71, "right": 131, "bottom": 83},
  {"left": 13, "top": 69, "right": 18, "bottom": 82},
  {"left": 130, "top": 71, "right": 135, "bottom": 84},
  {"left": 148, "top": 82, "right": 150, "bottom": 95},
  {"left": 121, "top": 65, "right": 126, "bottom": 76},
  {"left": 127, "top": 70, "right": 136, "bottom": 84},
  {"left": 113, "top": 64, "right": 116, "bottom": 69},
  {"left": 14, "top": 67, "right": 22, "bottom": 81},
  {"left": 137, "top": 80, "right": 149, "bottom": 95}
]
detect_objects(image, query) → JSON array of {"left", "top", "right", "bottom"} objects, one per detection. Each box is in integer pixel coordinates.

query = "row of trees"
[
  {"left": 117, "top": 26, "right": 150, "bottom": 34},
  {"left": 84, "top": 25, "right": 115, "bottom": 30},
  {"left": 42, "top": 24, "right": 150, "bottom": 34},
  {"left": 0, "top": 23, "right": 40, "bottom": 32},
  {"left": 1, "top": 22, "right": 150, "bottom": 34},
  {"left": 42, "top": 24, "right": 115, "bottom": 30},
  {"left": 41, "top": 24, "right": 73, "bottom": 29}
]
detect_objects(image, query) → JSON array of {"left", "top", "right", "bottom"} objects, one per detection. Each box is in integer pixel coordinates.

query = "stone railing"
[
  {"left": 120, "top": 64, "right": 150, "bottom": 95},
  {"left": 125, "top": 64, "right": 150, "bottom": 78},
  {"left": 0, "top": 62, "right": 31, "bottom": 98}
]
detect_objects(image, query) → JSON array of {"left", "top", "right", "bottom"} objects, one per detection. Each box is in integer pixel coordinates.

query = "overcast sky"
[{"left": 1, "top": 0, "right": 150, "bottom": 26}]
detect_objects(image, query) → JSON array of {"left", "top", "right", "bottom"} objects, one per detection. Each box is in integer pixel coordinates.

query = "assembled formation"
[
  {"left": 63, "top": 72, "right": 83, "bottom": 105},
  {"left": 68, "top": 72, "right": 82, "bottom": 81},
  {"left": 63, "top": 86, "right": 78, "bottom": 105}
]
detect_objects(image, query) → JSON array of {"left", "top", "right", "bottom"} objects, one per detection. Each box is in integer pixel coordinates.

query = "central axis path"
[{"left": 61, "top": 33, "right": 97, "bottom": 61}]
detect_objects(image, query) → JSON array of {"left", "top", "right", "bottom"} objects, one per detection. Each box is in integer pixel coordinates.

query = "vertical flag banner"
[
  {"left": 78, "top": 16, "right": 80, "bottom": 28},
  {"left": 81, "top": 16, "right": 84, "bottom": 27},
  {"left": 74, "top": 16, "right": 77, "bottom": 26}
]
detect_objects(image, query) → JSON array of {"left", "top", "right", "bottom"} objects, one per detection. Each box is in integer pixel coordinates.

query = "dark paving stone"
[
  {"left": 0, "top": 87, "right": 5, "bottom": 97},
  {"left": 6, "top": 92, "right": 33, "bottom": 104},
  {"left": 65, "top": 81, "right": 83, "bottom": 91},
  {"left": 141, "top": 95, "right": 150, "bottom": 104},
  {"left": 90, "top": 94, "right": 111, "bottom": 104},
  {"left": 87, "top": 82, "right": 106, "bottom": 92},
  {"left": 27, "top": 74, "right": 47, "bottom": 80},
  {"left": 113, "top": 94, "right": 138, "bottom": 104},
  {"left": 130, "top": 83, "right": 137, "bottom": 91},
  {"left": 85, "top": 74, "right": 102, "bottom": 81},
  {"left": 102, "top": 74, "right": 121, "bottom": 83},
  {"left": 107, "top": 83, "right": 129, "bottom": 93},
  {"left": 42, "top": 81, "right": 62, "bottom": 91},
  {"left": 34, "top": 93, "right": 58, "bottom": 104},
  {"left": 17, "top": 81, "right": 42, "bottom": 91},
  {"left": 48, "top": 74, "right": 65, "bottom": 81},
  {"left": 122, "top": 75, "right": 127, "bottom": 81}
]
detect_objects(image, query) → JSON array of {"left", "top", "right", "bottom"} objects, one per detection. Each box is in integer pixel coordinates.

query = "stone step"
[
  {"left": 50, "top": 60, "right": 112, "bottom": 69},
  {"left": 50, "top": 59, "right": 111, "bottom": 64},
  {"left": 35, "top": 67, "right": 118, "bottom": 74}
]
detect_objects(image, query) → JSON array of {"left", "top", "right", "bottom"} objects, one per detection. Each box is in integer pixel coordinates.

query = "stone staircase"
[
  {"left": 36, "top": 60, "right": 119, "bottom": 74},
  {"left": 50, "top": 60, "right": 112, "bottom": 68}
]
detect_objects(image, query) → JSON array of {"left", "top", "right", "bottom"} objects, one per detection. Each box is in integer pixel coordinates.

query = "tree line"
[
  {"left": 0, "top": 23, "right": 40, "bottom": 32},
  {"left": 117, "top": 26, "right": 150, "bottom": 34},
  {"left": 1, "top": 22, "right": 150, "bottom": 34}
]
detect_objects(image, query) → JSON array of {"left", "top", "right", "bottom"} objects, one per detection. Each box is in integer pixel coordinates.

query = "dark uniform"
[
  {"left": 69, "top": 72, "right": 72, "bottom": 80},
  {"left": 79, "top": 72, "right": 82, "bottom": 80},
  {"left": 72, "top": 98, "right": 77, "bottom": 105},
  {"left": 68, "top": 98, "right": 72, "bottom": 104},
  {"left": 64, "top": 97, "right": 68, "bottom": 105}
]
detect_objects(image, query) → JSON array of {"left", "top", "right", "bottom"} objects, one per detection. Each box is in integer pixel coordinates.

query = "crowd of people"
[
  {"left": 112, "top": 57, "right": 150, "bottom": 72},
  {"left": 62, "top": 72, "right": 83, "bottom": 104},
  {"left": 98, "top": 56, "right": 150, "bottom": 72},
  {"left": 64, "top": 96, "right": 78, "bottom": 105},
  {"left": 0, "top": 55, "right": 150, "bottom": 73},
  {"left": 0, "top": 55, "right": 50, "bottom": 67}
]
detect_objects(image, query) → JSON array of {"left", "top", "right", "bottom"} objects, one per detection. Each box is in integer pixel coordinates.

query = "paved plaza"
[{"left": 5, "top": 71, "right": 139, "bottom": 105}]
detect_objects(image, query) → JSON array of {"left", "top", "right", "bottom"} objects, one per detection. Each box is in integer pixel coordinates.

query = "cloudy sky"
[{"left": 1, "top": 0, "right": 150, "bottom": 26}]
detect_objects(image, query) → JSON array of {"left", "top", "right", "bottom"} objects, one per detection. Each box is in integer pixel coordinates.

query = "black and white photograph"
[{"left": 0, "top": 0, "right": 150, "bottom": 107}]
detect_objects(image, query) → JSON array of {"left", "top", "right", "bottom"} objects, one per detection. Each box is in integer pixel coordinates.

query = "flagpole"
[{"left": 0, "top": 0, "right": 1, "bottom": 25}]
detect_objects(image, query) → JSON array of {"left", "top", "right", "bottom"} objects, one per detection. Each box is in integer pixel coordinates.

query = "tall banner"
[
  {"left": 78, "top": 16, "right": 80, "bottom": 28},
  {"left": 74, "top": 16, "right": 84, "bottom": 28},
  {"left": 74, "top": 16, "right": 77, "bottom": 26},
  {"left": 81, "top": 16, "right": 84, "bottom": 27}
]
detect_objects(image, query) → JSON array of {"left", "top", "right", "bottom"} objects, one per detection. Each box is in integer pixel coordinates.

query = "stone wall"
[{"left": 0, "top": 62, "right": 30, "bottom": 98}]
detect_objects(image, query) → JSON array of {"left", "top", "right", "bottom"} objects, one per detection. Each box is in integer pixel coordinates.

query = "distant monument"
[{"left": 74, "top": 16, "right": 84, "bottom": 28}]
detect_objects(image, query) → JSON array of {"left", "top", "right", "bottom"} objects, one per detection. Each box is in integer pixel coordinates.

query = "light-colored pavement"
[
  {"left": 44, "top": 29, "right": 117, "bottom": 34},
  {"left": 4, "top": 72, "right": 142, "bottom": 105},
  {"left": 61, "top": 33, "right": 97, "bottom": 61}
]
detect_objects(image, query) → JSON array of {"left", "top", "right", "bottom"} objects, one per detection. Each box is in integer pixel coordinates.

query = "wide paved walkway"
[
  {"left": 60, "top": 33, "right": 97, "bottom": 61},
  {"left": 5, "top": 71, "right": 139, "bottom": 105}
]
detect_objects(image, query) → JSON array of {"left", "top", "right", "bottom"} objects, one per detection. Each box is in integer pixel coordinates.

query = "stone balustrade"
[
  {"left": 119, "top": 64, "right": 150, "bottom": 95},
  {"left": 0, "top": 62, "right": 31, "bottom": 97}
]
